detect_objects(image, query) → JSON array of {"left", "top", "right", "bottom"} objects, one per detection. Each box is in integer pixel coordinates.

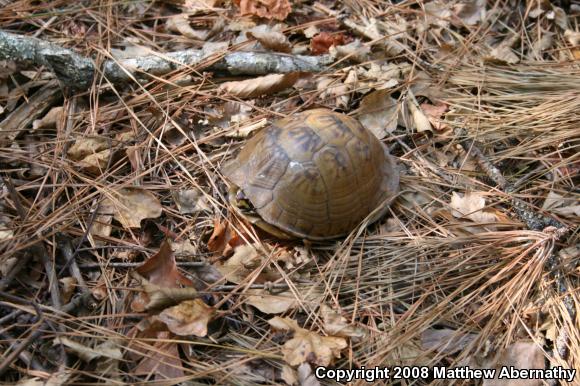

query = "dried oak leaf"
[
  {"left": 246, "top": 289, "right": 297, "bottom": 314},
  {"left": 207, "top": 218, "right": 244, "bottom": 257},
  {"left": 268, "top": 316, "right": 347, "bottom": 366},
  {"left": 320, "top": 304, "right": 366, "bottom": 340},
  {"left": 450, "top": 192, "right": 499, "bottom": 224},
  {"left": 128, "top": 321, "right": 185, "bottom": 380},
  {"left": 358, "top": 89, "right": 398, "bottom": 139},
  {"left": 131, "top": 241, "right": 194, "bottom": 312},
  {"left": 219, "top": 72, "right": 301, "bottom": 98},
  {"left": 420, "top": 102, "right": 449, "bottom": 131},
  {"left": 32, "top": 106, "right": 64, "bottom": 131},
  {"left": 310, "top": 32, "right": 351, "bottom": 55},
  {"left": 172, "top": 188, "right": 211, "bottom": 214},
  {"left": 102, "top": 187, "right": 162, "bottom": 229},
  {"left": 330, "top": 39, "right": 370, "bottom": 62},
  {"left": 246, "top": 25, "right": 291, "bottom": 53},
  {"left": 217, "top": 243, "right": 281, "bottom": 284},
  {"left": 54, "top": 337, "right": 122, "bottom": 363},
  {"left": 166, "top": 14, "right": 208, "bottom": 40},
  {"left": 234, "top": 0, "right": 291, "bottom": 21},
  {"left": 67, "top": 136, "right": 111, "bottom": 174},
  {"left": 67, "top": 136, "right": 109, "bottom": 160},
  {"left": 158, "top": 299, "right": 215, "bottom": 337}
]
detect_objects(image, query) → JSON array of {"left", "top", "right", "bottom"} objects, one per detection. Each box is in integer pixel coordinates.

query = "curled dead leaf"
[
  {"left": 131, "top": 241, "right": 194, "bottom": 311},
  {"left": 330, "top": 40, "right": 370, "bottom": 62},
  {"left": 450, "top": 192, "right": 499, "bottom": 224},
  {"left": 320, "top": 304, "right": 366, "bottom": 340},
  {"left": 246, "top": 289, "right": 297, "bottom": 314},
  {"left": 219, "top": 72, "right": 301, "bottom": 99},
  {"left": 268, "top": 316, "right": 347, "bottom": 366},
  {"left": 158, "top": 299, "right": 215, "bottom": 337},
  {"left": 172, "top": 188, "right": 212, "bottom": 214},
  {"left": 310, "top": 32, "right": 351, "bottom": 55},
  {"left": 217, "top": 243, "right": 281, "bottom": 284},
  {"left": 54, "top": 337, "right": 122, "bottom": 363},
  {"left": 166, "top": 14, "right": 208, "bottom": 40},
  {"left": 247, "top": 25, "right": 291, "bottom": 53},
  {"left": 358, "top": 89, "right": 398, "bottom": 139},
  {"left": 102, "top": 187, "right": 162, "bottom": 229},
  {"left": 420, "top": 102, "right": 449, "bottom": 131},
  {"left": 235, "top": 0, "right": 291, "bottom": 21},
  {"left": 32, "top": 106, "right": 64, "bottom": 131}
]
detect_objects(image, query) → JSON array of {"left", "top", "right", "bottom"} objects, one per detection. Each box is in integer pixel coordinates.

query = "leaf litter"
[{"left": 0, "top": 0, "right": 579, "bottom": 384}]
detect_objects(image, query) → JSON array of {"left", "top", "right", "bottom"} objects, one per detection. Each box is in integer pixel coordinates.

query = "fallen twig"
[{"left": 0, "top": 30, "right": 332, "bottom": 90}]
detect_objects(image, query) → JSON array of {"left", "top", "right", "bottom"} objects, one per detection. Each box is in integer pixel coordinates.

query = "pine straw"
[{"left": 0, "top": 0, "right": 579, "bottom": 385}]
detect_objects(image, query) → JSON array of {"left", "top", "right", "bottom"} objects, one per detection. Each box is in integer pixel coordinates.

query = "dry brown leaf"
[
  {"left": 16, "top": 371, "right": 71, "bottom": 386},
  {"left": 310, "top": 32, "right": 350, "bottom": 55},
  {"left": 78, "top": 149, "right": 111, "bottom": 174},
  {"left": 408, "top": 98, "right": 432, "bottom": 133},
  {"left": 420, "top": 102, "right": 449, "bottom": 131},
  {"left": 0, "top": 215, "right": 14, "bottom": 243},
  {"left": 225, "top": 118, "right": 268, "bottom": 138},
  {"left": 473, "top": 341, "right": 546, "bottom": 386},
  {"left": 450, "top": 192, "right": 499, "bottom": 224},
  {"left": 303, "top": 25, "right": 319, "bottom": 38},
  {"left": 166, "top": 14, "right": 208, "bottom": 40},
  {"left": 207, "top": 218, "right": 244, "bottom": 257},
  {"left": 182, "top": 0, "right": 219, "bottom": 12},
  {"left": 170, "top": 238, "right": 197, "bottom": 256},
  {"left": 172, "top": 188, "right": 212, "bottom": 214},
  {"left": 330, "top": 40, "right": 370, "bottom": 62},
  {"left": 358, "top": 89, "right": 398, "bottom": 139},
  {"left": 67, "top": 136, "right": 109, "bottom": 160},
  {"left": 281, "top": 364, "right": 298, "bottom": 385},
  {"left": 247, "top": 26, "right": 291, "bottom": 53},
  {"left": 158, "top": 299, "right": 215, "bottom": 337},
  {"left": 564, "top": 30, "right": 580, "bottom": 46},
  {"left": 139, "top": 282, "right": 200, "bottom": 311},
  {"left": 297, "top": 363, "right": 321, "bottom": 386},
  {"left": 424, "top": 1, "right": 452, "bottom": 28},
  {"left": 421, "top": 328, "right": 478, "bottom": 354},
  {"left": 486, "top": 36, "right": 520, "bottom": 64},
  {"left": 217, "top": 243, "right": 280, "bottom": 284},
  {"left": 59, "top": 277, "right": 77, "bottom": 303},
  {"left": 89, "top": 201, "right": 114, "bottom": 245},
  {"left": 316, "top": 76, "right": 350, "bottom": 109},
  {"left": 130, "top": 324, "right": 184, "bottom": 380},
  {"left": 246, "top": 289, "right": 297, "bottom": 314},
  {"left": 54, "top": 337, "right": 122, "bottom": 363},
  {"left": 131, "top": 240, "right": 194, "bottom": 312},
  {"left": 235, "top": 0, "right": 291, "bottom": 21},
  {"left": 268, "top": 316, "right": 347, "bottom": 366},
  {"left": 542, "top": 190, "right": 580, "bottom": 216},
  {"left": 67, "top": 136, "right": 112, "bottom": 174},
  {"left": 219, "top": 72, "right": 301, "bottom": 99},
  {"left": 452, "top": 0, "right": 486, "bottom": 25},
  {"left": 320, "top": 304, "right": 366, "bottom": 340},
  {"left": 103, "top": 187, "right": 162, "bottom": 229},
  {"left": 32, "top": 106, "right": 63, "bottom": 131}
]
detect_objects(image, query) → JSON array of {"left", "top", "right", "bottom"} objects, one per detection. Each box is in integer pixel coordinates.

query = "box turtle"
[{"left": 222, "top": 108, "right": 399, "bottom": 240}]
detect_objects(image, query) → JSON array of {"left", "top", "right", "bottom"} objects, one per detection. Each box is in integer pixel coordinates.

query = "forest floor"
[{"left": 0, "top": 0, "right": 578, "bottom": 385}]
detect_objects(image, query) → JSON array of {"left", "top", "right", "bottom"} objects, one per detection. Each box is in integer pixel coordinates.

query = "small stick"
[{"left": 78, "top": 261, "right": 207, "bottom": 269}]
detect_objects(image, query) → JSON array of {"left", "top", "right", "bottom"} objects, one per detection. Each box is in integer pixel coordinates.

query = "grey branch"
[{"left": 0, "top": 30, "right": 332, "bottom": 90}]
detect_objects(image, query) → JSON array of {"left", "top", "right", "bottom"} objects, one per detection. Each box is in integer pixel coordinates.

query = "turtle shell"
[{"left": 222, "top": 109, "right": 399, "bottom": 240}]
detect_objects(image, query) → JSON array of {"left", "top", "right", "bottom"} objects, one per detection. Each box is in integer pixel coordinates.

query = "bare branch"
[{"left": 0, "top": 30, "right": 332, "bottom": 90}]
